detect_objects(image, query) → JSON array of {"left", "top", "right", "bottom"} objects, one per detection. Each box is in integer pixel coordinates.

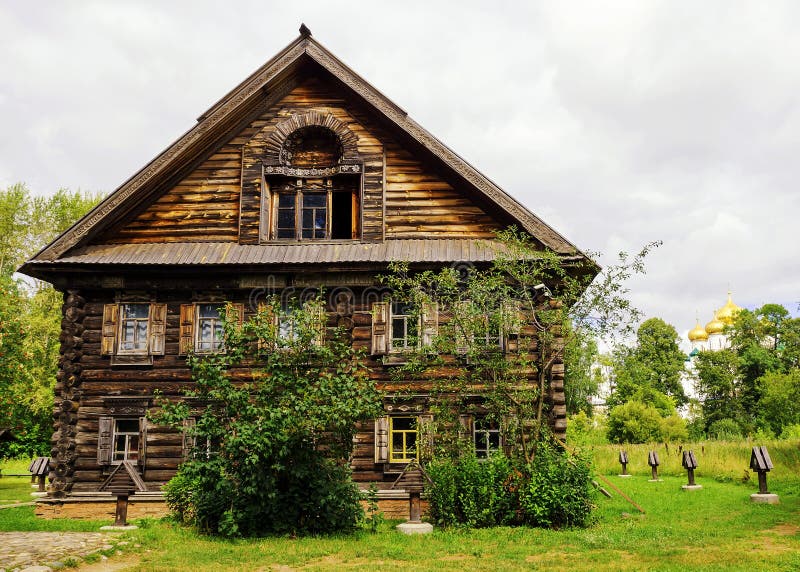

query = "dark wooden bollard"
[
  {"left": 114, "top": 494, "right": 130, "bottom": 526},
  {"left": 409, "top": 491, "right": 422, "bottom": 523},
  {"left": 749, "top": 446, "right": 779, "bottom": 503},
  {"left": 648, "top": 451, "right": 660, "bottom": 481},
  {"left": 618, "top": 450, "right": 630, "bottom": 477},
  {"left": 681, "top": 450, "right": 701, "bottom": 489}
]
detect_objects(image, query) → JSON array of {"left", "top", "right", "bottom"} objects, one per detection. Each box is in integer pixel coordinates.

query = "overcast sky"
[{"left": 1, "top": 0, "right": 798, "bottom": 349}]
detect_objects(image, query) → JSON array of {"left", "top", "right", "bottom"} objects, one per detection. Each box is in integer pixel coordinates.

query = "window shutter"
[
  {"left": 371, "top": 302, "right": 389, "bottom": 355},
  {"left": 101, "top": 304, "right": 118, "bottom": 356},
  {"left": 421, "top": 302, "right": 439, "bottom": 347},
  {"left": 181, "top": 417, "right": 196, "bottom": 461},
  {"left": 179, "top": 304, "right": 195, "bottom": 355},
  {"left": 310, "top": 303, "right": 325, "bottom": 346},
  {"left": 419, "top": 414, "right": 435, "bottom": 459},
  {"left": 138, "top": 416, "right": 148, "bottom": 469},
  {"left": 374, "top": 416, "right": 389, "bottom": 463},
  {"left": 453, "top": 301, "right": 471, "bottom": 355},
  {"left": 149, "top": 303, "right": 167, "bottom": 356},
  {"left": 97, "top": 416, "right": 112, "bottom": 465},
  {"left": 458, "top": 414, "right": 473, "bottom": 440},
  {"left": 256, "top": 302, "right": 276, "bottom": 351},
  {"left": 225, "top": 303, "right": 245, "bottom": 328}
]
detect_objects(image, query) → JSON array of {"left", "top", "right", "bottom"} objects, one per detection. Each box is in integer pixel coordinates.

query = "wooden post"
[
  {"left": 37, "top": 475, "right": 46, "bottom": 492},
  {"left": 409, "top": 491, "right": 422, "bottom": 523},
  {"left": 618, "top": 450, "right": 629, "bottom": 477},
  {"left": 114, "top": 494, "right": 129, "bottom": 527},
  {"left": 757, "top": 471, "right": 769, "bottom": 495},
  {"left": 687, "top": 467, "right": 696, "bottom": 487}
]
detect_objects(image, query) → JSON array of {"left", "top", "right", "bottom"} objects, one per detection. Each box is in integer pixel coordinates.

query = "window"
[
  {"left": 102, "top": 303, "right": 166, "bottom": 361},
  {"left": 267, "top": 176, "right": 358, "bottom": 241},
  {"left": 179, "top": 303, "right": 244, "bottom": 355},
  {"left": 118, "top": 304, "right": 150, "bottom": 354},
  {"left": 112, "top": 419, "right": 140, "bottom": 463},
  {"left": 391, "top": 301, "right": 418, "bottom": 351},
  {"left": 389, "top": 417, "right": 418, "bottom": 463},
  {"left": 370, "top": 301, "right": 438, "bottom": 355},
  {"left": 196, "top": 304, "right": 225, "bottom": 353},
  {"left": 473, "top": 317, "right": 503, "bottom": 350},
  {"left": 474, "top": 418, "right": 501, "bottom": 459}
]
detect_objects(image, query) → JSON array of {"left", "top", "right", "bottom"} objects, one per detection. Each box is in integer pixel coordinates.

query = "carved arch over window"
[{"left": 261, "top": 111, "right": 361, "bottom": 176}]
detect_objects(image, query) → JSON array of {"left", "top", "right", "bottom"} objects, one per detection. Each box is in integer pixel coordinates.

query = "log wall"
[{"left": 54, "top": 280, "right": 558, "bottom": 494}]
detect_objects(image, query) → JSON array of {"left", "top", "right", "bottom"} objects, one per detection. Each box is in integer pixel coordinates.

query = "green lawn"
[
  {"left": 2, "top": 475, "right": 796, "bottom": 571},
  {"left": 2, "top": 456, "right": 799, "bottom": 570}
]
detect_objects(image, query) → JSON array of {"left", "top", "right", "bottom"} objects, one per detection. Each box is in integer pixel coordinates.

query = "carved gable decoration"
[{"left": 257, "top": 113, "right": 363, "bottom": 178}]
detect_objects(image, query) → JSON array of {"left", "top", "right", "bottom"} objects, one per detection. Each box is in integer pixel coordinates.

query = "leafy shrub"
[
  {"left": 518, "top": 442, "right": 594, "bottom": 528},
  {"left": 427, "top": 443, "right": 594, "bottom": 529},
  {"left": 606, "top": 401, "right": 663, "bottom": 443},
  {"left": 780, "top": 423, "right": 800, "bottom": 439},
  {"left": 166, "top": 444, "right": 363, "bottom": 536},
  {"left": 660, "top": 414, "right": 688, "bottom": 442},
  {"left": 567, "top": 411, "right": 608, "bottom": 446},
  {"left": 708, "top": 418, "right": 743, "bottom": 441}
]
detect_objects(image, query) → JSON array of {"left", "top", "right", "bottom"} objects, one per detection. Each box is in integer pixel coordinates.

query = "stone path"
[{"left": 0, "top": 532, "right": 115, "bottom": 572}]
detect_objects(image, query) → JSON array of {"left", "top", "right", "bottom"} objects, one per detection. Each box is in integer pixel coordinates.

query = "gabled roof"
[{"left": 24, "top": 27, "right": 586, "bottom": 271}]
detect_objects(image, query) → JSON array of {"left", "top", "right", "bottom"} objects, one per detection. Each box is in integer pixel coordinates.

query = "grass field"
[{"left": 2, "top": 448, "right": 799, "bottom": 571}]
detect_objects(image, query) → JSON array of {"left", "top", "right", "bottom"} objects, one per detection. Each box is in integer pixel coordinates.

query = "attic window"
[
  {"left": 266, "top": 176, "right": 359, "bottom": 241},
  {"left": 282, "top": 126, "right": 342, "bottom": 168}
]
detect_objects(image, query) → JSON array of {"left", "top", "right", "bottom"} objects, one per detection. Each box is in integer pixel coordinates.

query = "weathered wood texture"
[
  {"left": 50, "top": 290, "right": 86, "bottom": 497},
  {"left": 93, "top": 76, "right": 500, "bottom": 246},
  {"left": 53, "top": 284, "right": 561, "bottom": 492}
]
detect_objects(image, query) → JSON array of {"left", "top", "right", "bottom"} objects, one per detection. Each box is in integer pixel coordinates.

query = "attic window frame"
[{"left": 265, "top": 177, "right": 360, "bottom": 242}]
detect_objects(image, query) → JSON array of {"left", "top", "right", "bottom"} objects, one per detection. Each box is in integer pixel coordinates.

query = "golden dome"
[
  {"left": 715, "top": 292, "right": 742, "bottom": 325},
  {"left": 705, "top": 310, "right": 725, "bottom": 335},
  {"left": 688, "top": 321, "right": 709, "bottom": 341}
]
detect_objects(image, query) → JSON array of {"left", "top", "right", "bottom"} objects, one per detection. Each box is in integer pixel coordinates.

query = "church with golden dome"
[{"left": 688, "top": 292, "right": 743, "bottom": 353}]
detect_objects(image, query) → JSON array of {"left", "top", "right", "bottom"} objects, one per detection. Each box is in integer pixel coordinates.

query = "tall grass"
[{"left": 587, "top": 438, "right": 800, "bottom": 483}]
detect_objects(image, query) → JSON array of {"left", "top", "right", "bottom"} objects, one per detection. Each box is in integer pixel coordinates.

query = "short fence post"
[
  {"left": 647, "top": 451, "right": 660, "bottom": 482},
  {"left": 749, "top": 446, "right": 779, "bottom": 504},
  {"left": 114, "top": 494, "right": 130, "bottom": 527},
  {"left": 618, "top": 450, "right": 630, "bottom": 477},
  {"left": 681, "top": 450, "right": 701, "bottom": 490}
]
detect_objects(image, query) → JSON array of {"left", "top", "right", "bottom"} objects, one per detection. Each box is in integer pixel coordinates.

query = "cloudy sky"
[{"left": 1, "top": 1, "right": 798, "bottom": 348}]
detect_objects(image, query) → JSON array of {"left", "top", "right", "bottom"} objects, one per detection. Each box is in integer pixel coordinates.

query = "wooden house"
[{"left": 21, "top": 26, "right": 592, "bottom": 518}]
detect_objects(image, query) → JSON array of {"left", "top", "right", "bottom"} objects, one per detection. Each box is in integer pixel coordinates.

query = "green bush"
[
  {"left": 660, "top": 414, "right": 688, "bottom": 442},
  {"left": 166, "top": 443, "right": 363, "bottom": 536},
  {"left": 606, "top": 401, "right": 663, "bottom": 443},
  {"left": 708, "top": 418, "right": 743, "bottom": 441},
  {"left": 566, "top": 411, "right": 608, "bottom": 446},
  {"left": 427, "top": 444, "right": 594, "bottom": 529},
  {"left": 519, "top": 442, "right": 594, "bottom": 528},
  {"left": 780, "top": 423, "right": 800, "bottom": 439}
]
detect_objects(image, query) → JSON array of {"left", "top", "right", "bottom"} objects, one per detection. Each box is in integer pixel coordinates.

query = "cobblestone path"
[{"left": 0, "top": 531, "right": 114, "bottom": 571}]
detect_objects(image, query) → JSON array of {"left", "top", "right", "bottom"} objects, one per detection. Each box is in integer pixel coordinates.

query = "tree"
[
  {"left": 0, "top": 184, "right": 101, "bottom": 457},
  {"left": 158, "top": 298, "right": 382, "bottom": 537},
  {"left": 563, "top": 326, "right": 600, "bottom": 416},
  {"left": 693, "top": 349, "right": 744, "bottom": 430},
  {"left": 608, "top": 318, "right": 687, "bottom": 409},
  {"left": 693, "top": 303, "right": 800, "bottom": 435},
  {"left": 757, "top": 370, "right": 800, "bottom": 437}
]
